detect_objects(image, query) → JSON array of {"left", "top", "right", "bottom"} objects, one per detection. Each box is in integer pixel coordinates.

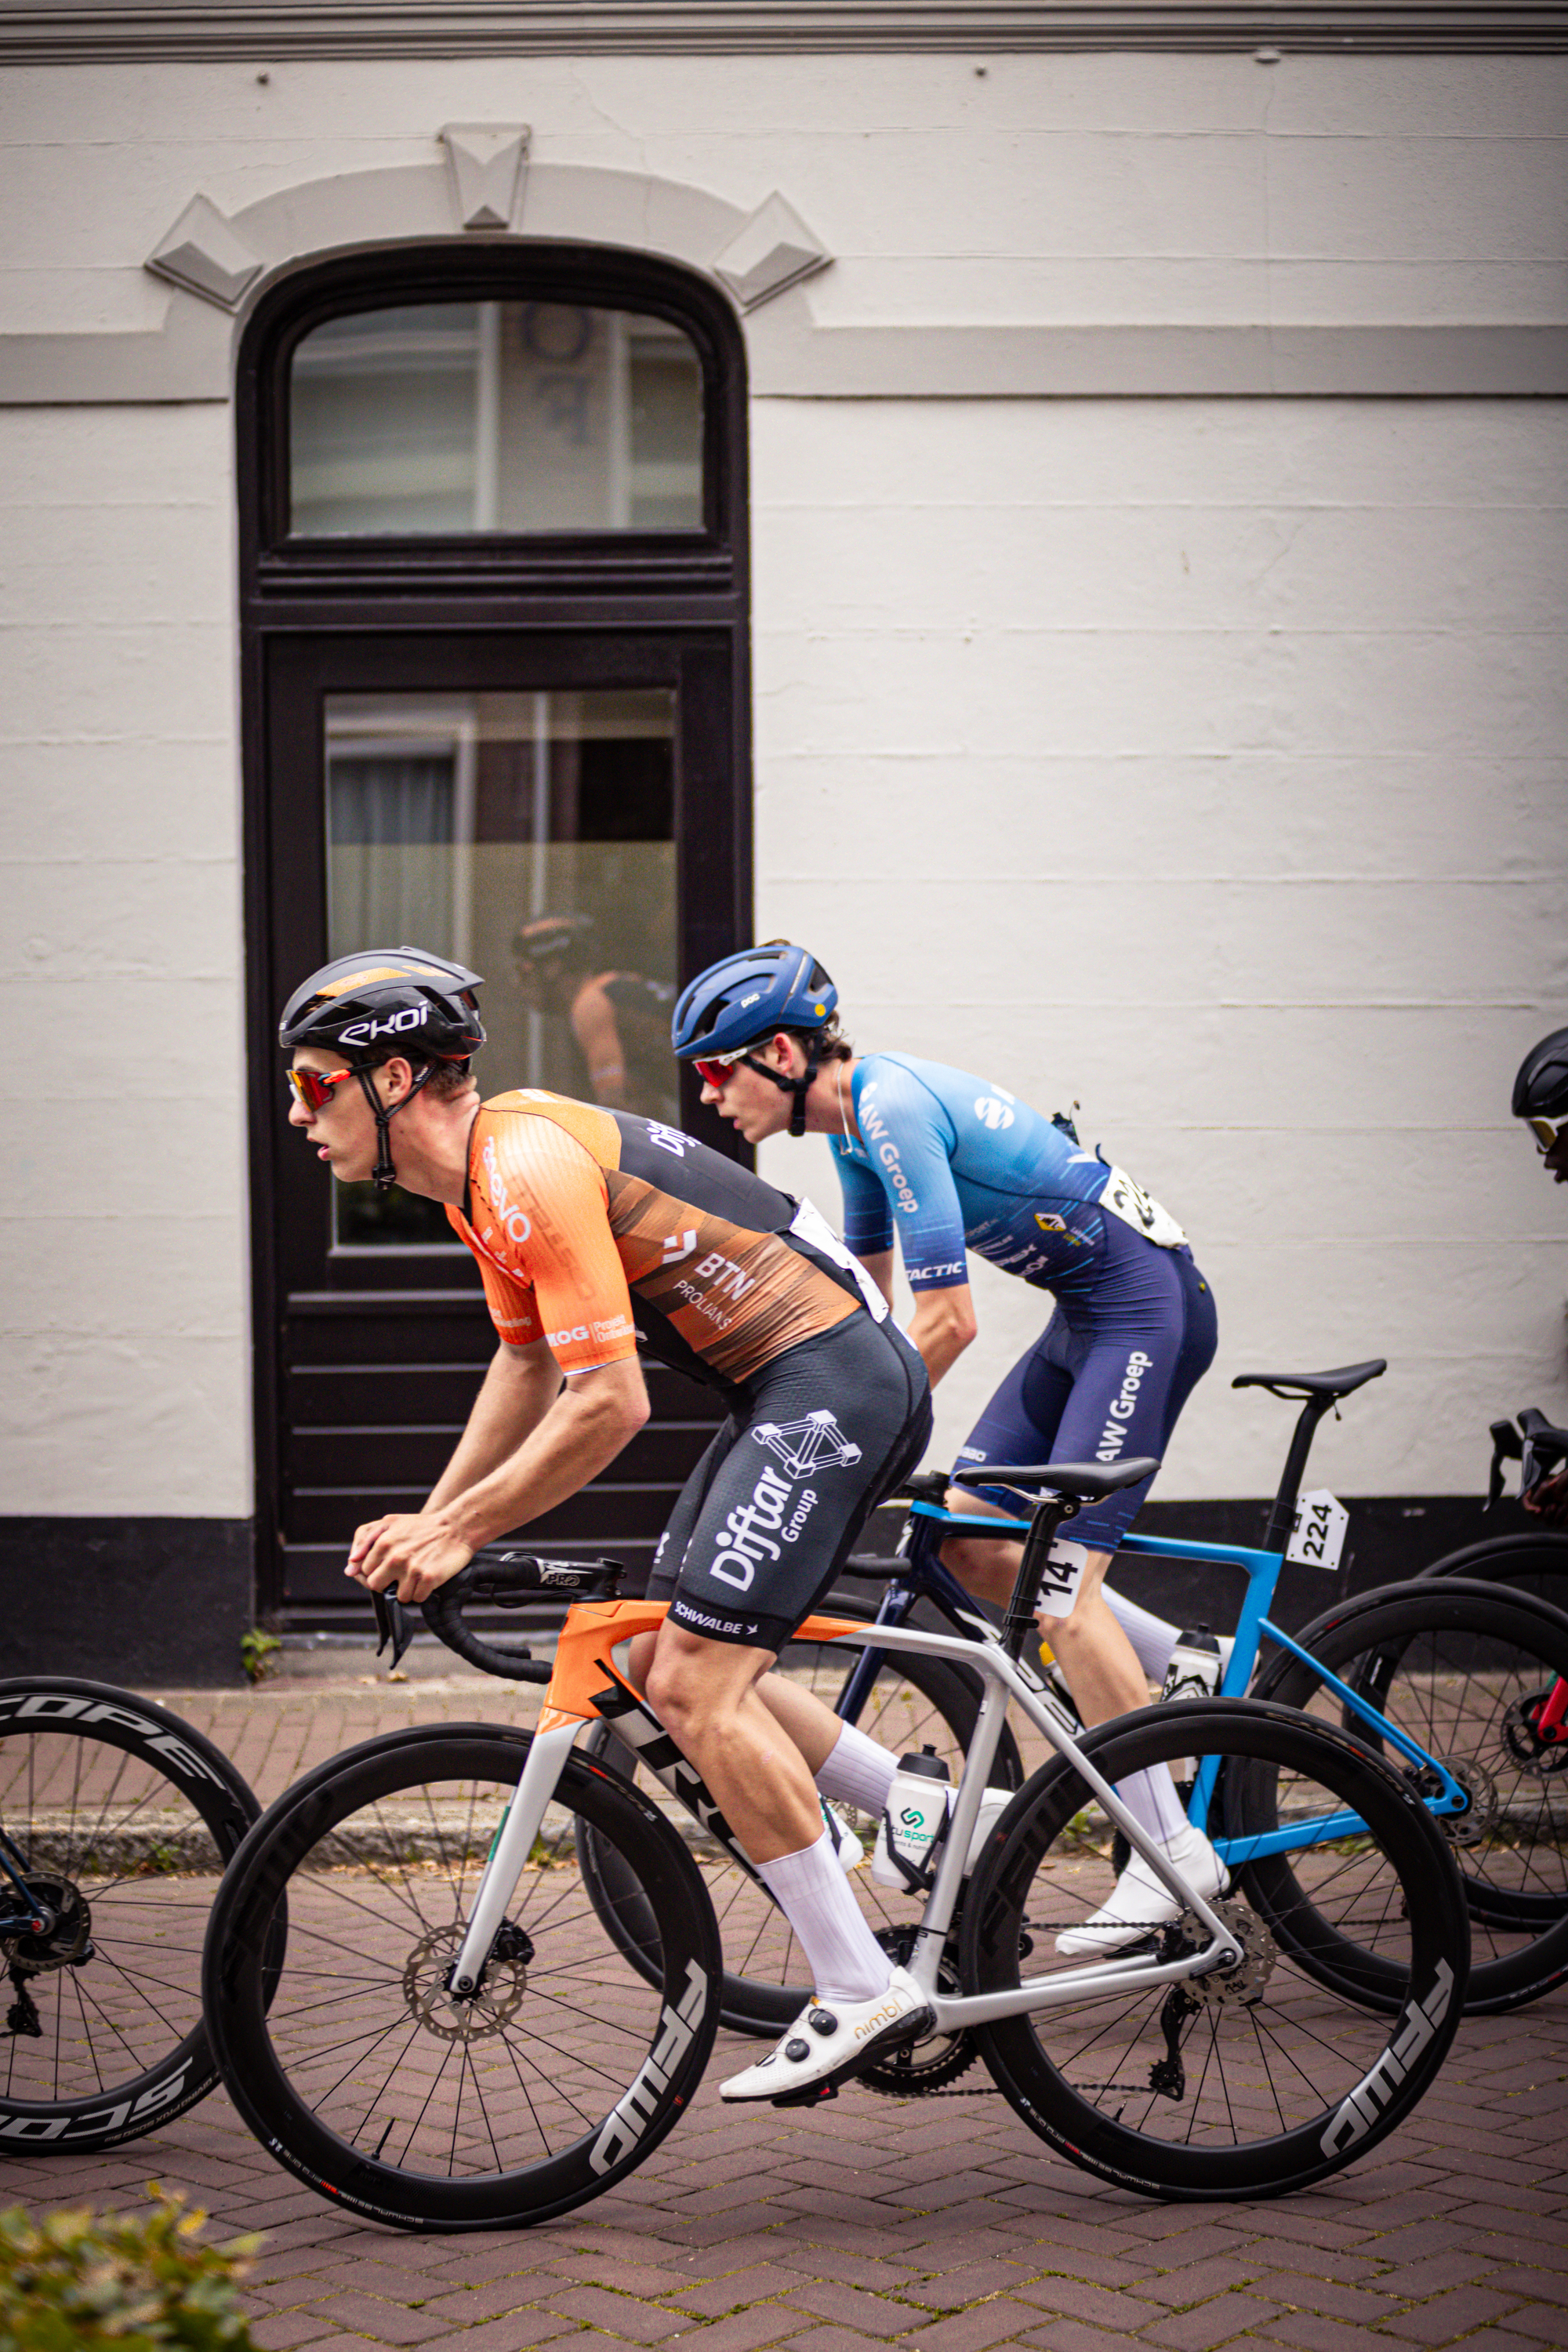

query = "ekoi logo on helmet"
[{"left": 338, "top": 1005, "right": 431, "bottom": 1049}]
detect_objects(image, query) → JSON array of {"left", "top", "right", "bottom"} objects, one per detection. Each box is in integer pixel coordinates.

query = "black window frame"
[
  {"left": 239, "top": 241, "right": 747, "bottom": 604},
  {"left": 237, "top": 241, "right": 751, "bottom": 1626}
]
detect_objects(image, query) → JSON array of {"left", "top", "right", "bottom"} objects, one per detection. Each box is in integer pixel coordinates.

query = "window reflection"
[
  {"left": 325, "top": 690, "right": 677, "bottom": 1246},
  {"left": 291, "top": 303, "right": 703, "bottom": 536}
]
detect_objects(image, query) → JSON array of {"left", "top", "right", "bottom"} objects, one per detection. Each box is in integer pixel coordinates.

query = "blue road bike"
[{"left": 866, "top": 1360, "right": 1568, "bottom": 2018}]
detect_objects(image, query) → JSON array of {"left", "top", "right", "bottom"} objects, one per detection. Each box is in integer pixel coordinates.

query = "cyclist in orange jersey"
[
  {"left": 280, "top": 947, "right": 938, "bottom": 2103},
  {"left": 512, "top": 913, "right": 678, "bottom": 1122}
]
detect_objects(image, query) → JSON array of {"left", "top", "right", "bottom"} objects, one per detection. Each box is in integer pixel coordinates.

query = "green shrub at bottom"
[{"left": 0, "top": 2187, "right": 260, "bottom": 2351}]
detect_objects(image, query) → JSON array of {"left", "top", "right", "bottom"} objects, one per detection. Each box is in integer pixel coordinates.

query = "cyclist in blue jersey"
[{"left": 673, "top": 943, "right": 1221, "bottom": 1951}]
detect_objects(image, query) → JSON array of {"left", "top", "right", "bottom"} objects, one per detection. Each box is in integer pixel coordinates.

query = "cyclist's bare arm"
[
  {"left": 349, "top": 1352, "right": 649, "bottom": 1603},
  {"left": 852, "top": 1247, "right": 975, "bottom": 1384},
  {"left": 571, "top": 981, "right": 633, "bottom": 1109},
  {"left": 857, "top": 1247, "right": 897, "bottom": 1309},
  {"left": 907, "top": 1281, "right": 978, "bottom": 1387},
  {"left": 425, "top": 1338, "right": 562, "bottom": 1511}
]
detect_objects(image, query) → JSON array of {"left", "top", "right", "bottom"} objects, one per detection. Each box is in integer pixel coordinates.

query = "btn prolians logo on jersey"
[{"left": 750, "top": 1410, "right": 862, "bottom": 1479}]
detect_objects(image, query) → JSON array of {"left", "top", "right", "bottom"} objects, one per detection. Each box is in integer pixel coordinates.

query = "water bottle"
[
  {"left": 1162, "top": 1627, "right": 1223, "bottom": 1704},
  {"left": 872, "top": 1748, "right": 951, "bottom": 1889}
]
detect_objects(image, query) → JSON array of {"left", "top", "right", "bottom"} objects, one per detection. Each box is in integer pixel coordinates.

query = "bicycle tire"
[
  {"left": 961, "top": 1697, "right": 1468, "bottom": 2201},
  {"left": 203, "top": 1722, "right": 721, "bottom": 2230},
  {"left": 1251, "top": 1578, "right": 1568, "bottom": 2013},
  {"left": 579, "top": 1632, "right": 1024, "bottom": 2056},
  {"left": 0, "top": 1676, "right": 261, "bottom": 2152},
  {"left": 1418, "top": 1529, "right": 1568, "bottom": 1618}
]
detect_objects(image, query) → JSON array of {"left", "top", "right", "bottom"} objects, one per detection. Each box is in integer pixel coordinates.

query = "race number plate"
[
  {"left": 1287, "top": 1489, "right": 1348, "bottom": 1573},
  {"left": 1097, "top": 1164, "right": 1187, "bottom": 1251}
]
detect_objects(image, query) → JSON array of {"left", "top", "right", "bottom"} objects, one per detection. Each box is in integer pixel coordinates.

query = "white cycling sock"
[
  {"left": 814, "top": 1720, "right": 899, "bottom": 1817},
  {"left": 1102, "top": 1585, "right": 1181, "bottom": 1685},
  {"left": 1113, "top": 1762, "right": 1191, "bottom": 1846},
  {"left": 758, "top": 1827, "right": 894, "bottom": 2004}
]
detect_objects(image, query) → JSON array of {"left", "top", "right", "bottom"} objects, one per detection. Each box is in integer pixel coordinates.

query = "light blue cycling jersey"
[{"left": 831, "top": 1053, "right": 1158, "bottom": 1301}]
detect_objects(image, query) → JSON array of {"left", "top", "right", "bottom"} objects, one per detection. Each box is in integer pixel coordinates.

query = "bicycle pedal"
[{"left": 769, "top": 2078, "right": 840, "bottom": 2109}]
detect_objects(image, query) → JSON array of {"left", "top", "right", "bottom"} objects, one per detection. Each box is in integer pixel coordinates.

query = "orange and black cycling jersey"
[{"left": 448, "top": 1091, "right": 863, "bottom": 1392}]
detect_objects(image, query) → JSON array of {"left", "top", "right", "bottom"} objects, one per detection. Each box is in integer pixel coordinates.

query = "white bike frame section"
[{"left": 444, "top": 1615, "right": 1243, "bottom": 2024}]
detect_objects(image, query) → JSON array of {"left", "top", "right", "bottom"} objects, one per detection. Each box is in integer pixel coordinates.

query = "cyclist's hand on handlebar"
[
  {"left": 1523, "top": 1466, "right": 1568, "bottom": 1523},
  {"left": 347, "top": 1510, "right": 475, "bottom": 1605}
]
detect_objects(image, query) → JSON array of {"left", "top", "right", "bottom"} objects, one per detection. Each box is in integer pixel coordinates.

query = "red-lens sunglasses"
[
  {"left": 286, "top": 1065, "right": 358, "bottom": 1112},
  {"left": 691, "top": 1047, "right": 753, "bottom": 1089}
]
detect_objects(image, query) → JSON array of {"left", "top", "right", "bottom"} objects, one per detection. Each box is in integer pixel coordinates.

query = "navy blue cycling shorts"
[{"left": 954, "top": 1222, "right": 1217, "bottom": 1552}]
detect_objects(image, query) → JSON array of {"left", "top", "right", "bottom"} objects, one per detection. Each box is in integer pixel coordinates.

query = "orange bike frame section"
[{"left": 536, "top": 1599, "right": 866, "bottom": 1733}]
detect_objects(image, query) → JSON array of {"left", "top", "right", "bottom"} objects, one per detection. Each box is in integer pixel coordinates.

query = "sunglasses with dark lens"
[
  {"left": 286, "top": 1065, "right": 358, "bottom": 1112},
  {"left": 1528, "top": 1116, "right": 1568, "bottom": 1152}
]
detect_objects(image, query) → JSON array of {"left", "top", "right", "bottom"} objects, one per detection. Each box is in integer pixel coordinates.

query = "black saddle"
[
  {"left": 951, "top": 1457, "right": 1160, "bottom": 1506},
  {"left": 1232, "top": 1360, "right": 1386, "bottom": 1402}
]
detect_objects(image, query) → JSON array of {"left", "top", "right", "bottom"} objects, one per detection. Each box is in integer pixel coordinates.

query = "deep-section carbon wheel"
[
  {"left": 1252, "top": 1577, "right": 1568, "bottom": 2012},
  {"left": 1420, "top": 1529, "right": 1568, "bottom": 1622},
  {"left": 203, "top": 1724, "right": 720, "bottom": 2230},
  {"left": 0, "top": 1677, "right": 260, "bottom": 2151},
  {"left": 961, "top": 1699, "right": 1468, "bottom": 2201},
  {"left": 580, "top": 1632, "right": 1023, "bottom": 2036}
]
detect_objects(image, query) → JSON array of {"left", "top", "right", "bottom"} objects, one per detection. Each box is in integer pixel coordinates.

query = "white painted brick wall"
[
  {"left": 753, "top": 395, "right": 1568, "bottom": 1498},
  {"left": 0, "top": 405, "right": 249, "bottom": 1515},
  {"left": 0, "top": 49, "right": 1564, "bottom": 1517}
]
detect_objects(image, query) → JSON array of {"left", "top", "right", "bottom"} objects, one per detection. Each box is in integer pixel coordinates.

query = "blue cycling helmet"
[{"left": 672, "top": 945, "right": 837, "bottom": 1136}]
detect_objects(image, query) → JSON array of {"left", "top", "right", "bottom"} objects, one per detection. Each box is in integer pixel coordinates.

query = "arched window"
[{"left": 239, "top": 245, "right": 749, "bottom": 1628}]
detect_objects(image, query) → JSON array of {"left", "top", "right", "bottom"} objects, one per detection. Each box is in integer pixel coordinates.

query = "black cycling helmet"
[
  {"left": 671, "top": 945, "right": 837, "bottom": 1138},
  {"left": 279, "top": 946, "right": 485, "bottom": 1191},
  {"left": 513, "top": 912, "right": 597, "bottom": 965},
  {"left": 1512, "top": 1027, "right": 1568, "bottom": 1125}
]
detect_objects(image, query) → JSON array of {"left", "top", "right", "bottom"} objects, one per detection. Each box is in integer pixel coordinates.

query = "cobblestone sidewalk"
[{"left": 4, "top": 1654, "right": 1564, "bottom": 2352}]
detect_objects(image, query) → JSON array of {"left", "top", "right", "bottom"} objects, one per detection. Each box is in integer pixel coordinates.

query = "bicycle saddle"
[
  {"left": 1231, "top": 1359, "right": 1386, "bottom": 1400},
  {"left": 951, "top": 1457, "right": 1160, "bottom": 1504}
]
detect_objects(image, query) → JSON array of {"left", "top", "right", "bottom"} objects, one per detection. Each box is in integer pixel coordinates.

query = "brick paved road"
[{"left": 5, "top": 1657, "right": 1566, "bottom": 2351}]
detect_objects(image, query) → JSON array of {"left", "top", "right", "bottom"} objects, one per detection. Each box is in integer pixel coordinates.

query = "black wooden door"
[{"left": 252, "top": 629, "right": 739, "bottom": 1624}]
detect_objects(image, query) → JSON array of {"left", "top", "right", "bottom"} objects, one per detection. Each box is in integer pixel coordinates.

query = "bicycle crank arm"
[{"left": 444, "top": 1722, "right": 579, "bottom": 2009}]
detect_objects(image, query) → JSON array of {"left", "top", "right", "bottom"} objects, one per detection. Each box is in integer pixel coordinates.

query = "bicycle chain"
[{"left": 862, "top": 1919, "right": 1201, "bottom": 2098}]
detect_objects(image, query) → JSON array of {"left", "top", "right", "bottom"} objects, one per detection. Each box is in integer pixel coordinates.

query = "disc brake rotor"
[
  {"left": 2, "top": 1877, "right": 93, "bottom": 1973},
  {"left": 1503, "top": 1693, "right": 1568, "bottom": 1779},
  {"left": 1432, "top": 1757, "right": 1500, "bottom": 1846},
  {"left": 403, "top": 1922, "right": 532, "bottom": 2043}
]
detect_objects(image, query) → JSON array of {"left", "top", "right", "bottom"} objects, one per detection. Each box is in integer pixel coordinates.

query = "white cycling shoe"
[
  {"left": 719, "top": 1966, "right": 932, "bottom": 2107},
  {"left": 1056, "top": 1823, "right": 1229, "bottom": 1957}
]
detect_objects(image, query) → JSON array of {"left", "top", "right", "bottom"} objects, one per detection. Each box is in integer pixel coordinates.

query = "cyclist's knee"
[
  {"left": 626, "top": 1628, "right": 658, "bottom": 1690},
  {"left": 1044, "top": 1553, "right": 1115, "bottom": 1647},
  {"left": 644, "top": 1623, "right": 760, "bottom": 1737}
]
